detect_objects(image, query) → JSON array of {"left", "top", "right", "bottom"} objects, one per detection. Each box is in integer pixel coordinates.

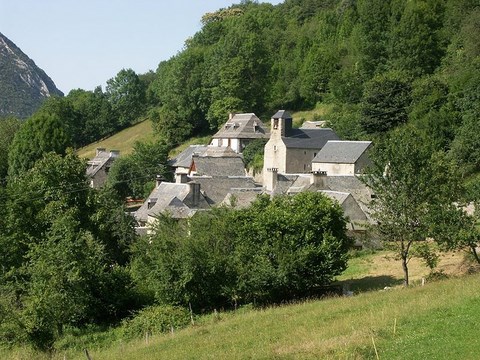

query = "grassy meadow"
[
  {"left": 76, "top": 119, "right": 155, "bottom": 159},
  {"left": 3, "top": 250, "right": 479, "bottom": 360}
]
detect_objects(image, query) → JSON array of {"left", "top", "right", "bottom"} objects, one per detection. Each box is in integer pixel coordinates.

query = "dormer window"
[{"left": 147, "top": 198, "right": 158, "bottom": 209}]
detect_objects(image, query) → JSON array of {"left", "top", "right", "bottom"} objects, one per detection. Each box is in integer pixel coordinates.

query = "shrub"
[{"left": 122, "top": 305, "right": 190, "bottom": 340}]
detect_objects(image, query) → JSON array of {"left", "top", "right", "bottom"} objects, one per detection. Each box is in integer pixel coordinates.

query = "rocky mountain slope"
[{"left": 0, "top": 32, "right": 63, "bottom": 118}]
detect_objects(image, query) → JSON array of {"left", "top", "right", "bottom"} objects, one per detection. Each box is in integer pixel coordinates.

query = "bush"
[
  {"left": 426, "top": 270, "right": 449, "bottom": 282},
  {"left": 122, "top": 305, "right": 190, "bottom": 340},
  {"left": 0, "top": 300, "right": 26, "bottom": 347},
  {"left": 242, "top": 139, "right": 267, "bottom": 171},
  {"left": 54, "top": 325, "right": 122, "bottom": 352}
]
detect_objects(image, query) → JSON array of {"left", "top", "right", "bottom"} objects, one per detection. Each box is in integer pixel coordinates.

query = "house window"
[
  {"left": 304, "top": 164, "right": 306, "bottom": 170},
  {"left": 273, "top": 145, "right": 277, "bottom": 152},
  {"left": 304, "top": 151, "right": 306, "bottom": 155},
  {"left": 273, "top": 119, "right": 279, "bottom": 129},
  {"left": 313, "top": 152, "right": 317, "bottom": 158},
  {"left": 147, "top": 198, "right": 157, "bottom": 209}
]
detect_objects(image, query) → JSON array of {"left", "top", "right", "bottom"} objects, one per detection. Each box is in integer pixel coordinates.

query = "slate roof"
[
  {"left": 221, "top": 188, "right": 264, "bottom": 208},
  {"left": 135, "top": 182, "right": 210, "bottom": 222},
  {"left": 325, "top": 176, "right": 374, "bottom": 220},
  {"left": 300, "top": 120, "right": 327, "bottom": 129},
  {"left": 272, "top": 110, "right": 292, "bottom": 119},
  {"left": 313, "top": 141, "right": 372, "bottom": 164},
  {"left": 189, "top": 176, "right": 259, "bottom": 205},
  {"left": 318, "top": 190, "right": 368, "bottom": 231},
  {"left": 212, "top": 113, "right": 270, "bottom": 139},
  {"left": 268, "top": 174, "right": 299, "bottom": 195},
  {"left": 86, "top": 149, "right": 118, "bottom": 176},
  {"left": 285, "top": 174, "right": 311, "bottom": 194},
  {"left": 192, "top": 154, "right": 246, "bottom": 177},
  {"left": 168, "top": 145, "right": 208, "bottom": 168},
  {"left": 278, "top": 173, "right": 373, "bottom": 221},
  {"left": 318, "top": 190, "right": 350, "bottom": 205},
  {"left": 201, "top": 146, "right": 239, "bottom": 157},
  {"left": 282, "top": 128, "right": 340, "bottom": 149}
]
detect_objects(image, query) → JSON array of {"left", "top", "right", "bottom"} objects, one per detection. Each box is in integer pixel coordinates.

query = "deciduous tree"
[
  {"left": 106, "top": 68, "right": 145, "bottom": 128},
  {"left": 364, "top": 126, "right": 462, "bottom": 286},
  {"left": 360, "top": 70, "right": 412, "bottom": 134}
]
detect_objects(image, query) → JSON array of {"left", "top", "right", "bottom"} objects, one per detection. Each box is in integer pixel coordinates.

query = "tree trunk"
[
  {"left": 402, "top": 255, "right": 409, "bottom": 287},
  {"left": 401, "top": 240, "right": 411, "bottom": 287},
  {"left": 470, "top": 246, "right": 480, "bottom": 264}
]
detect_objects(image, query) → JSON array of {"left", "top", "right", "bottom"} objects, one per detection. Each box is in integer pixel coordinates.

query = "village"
[{"left": 87, "top": 110, "right": 374, "bottom": 243}]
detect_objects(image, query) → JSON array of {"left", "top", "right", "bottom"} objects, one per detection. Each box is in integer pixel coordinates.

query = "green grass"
[
  {"left": 76, "top": 119, "right": 155, "bottom": 159},
  {"left": 291, "top": 102, "right": 335, "bottom": 128},
  {"left": 3, "top": 251, "right": 477, "bottom": 360},
  {"left": 10, "top": 272, "right": 477, "bottom": 360},
  {"left": 76, "top": 120, "right": 212, "bottom": 161}
]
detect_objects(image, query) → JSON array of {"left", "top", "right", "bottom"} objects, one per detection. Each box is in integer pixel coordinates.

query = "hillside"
[
  {"left": 81, "top": 273, "right": 480, "bottom": 360},
  {"left": 76, "top": 119, "right": 155, "bottom": 159},
  {"left": 3, "top": 251, "right": 478, "bottom": 359},
  {"left": 0, "top": 32, "right": 63, "bottom": 119},
  {"left": 2, "top": 0, "right": 480, "bottom": 356},
  {"left": 76, "top": 105, "right": 326, "bottom": 160}
]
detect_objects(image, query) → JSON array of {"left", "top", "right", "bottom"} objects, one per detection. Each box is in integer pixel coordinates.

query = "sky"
[{"left": 0, "top": 0, "right": 283, "bottom": 94}]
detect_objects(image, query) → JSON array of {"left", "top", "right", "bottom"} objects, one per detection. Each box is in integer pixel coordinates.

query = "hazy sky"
[{"left": 1, "top": 1, "right": 283, "bottom": 94}]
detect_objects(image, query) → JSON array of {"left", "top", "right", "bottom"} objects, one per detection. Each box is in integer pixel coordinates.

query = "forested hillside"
[
  {"left": 145, "top": 0, "right": 479, "bottom": 157},
  {"left": 1, "top": 0, "right": 480, "bottom": 354},
  {"left": 3, "top": 0, "right": 479, "bottom": 176}
]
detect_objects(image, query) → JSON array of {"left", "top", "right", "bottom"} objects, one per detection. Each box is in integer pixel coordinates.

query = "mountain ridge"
[{"left": 0, "top": 32, "right": 63, "bottom": 118}]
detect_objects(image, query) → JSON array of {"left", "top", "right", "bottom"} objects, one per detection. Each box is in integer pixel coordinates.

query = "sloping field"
[
  {"left": 76, "top": 120, "right": 155, "bottom": 159},
  {"left": 57, "top": 269, "right": 480, "bottom": 359},
  {"left": 4, "top": 251, "right": 477, "bottom": 360}
]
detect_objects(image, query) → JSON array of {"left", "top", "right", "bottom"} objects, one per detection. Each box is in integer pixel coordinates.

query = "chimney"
[
  {"left": 310, "top": 170, "right": 327, "bottom": 188},
  {"left": 96, "top": 147, "right": 106, "bottom": 156},
  {"left": 155, "top": 174, "right": 164, "bottom": 187},
  {"left": 264, "top": 167, "right": 278, "bottom": 192},
  {"left": 110, "top": 150, "right": 120, "bottom": 158},
  {"left": 189, "top": 181, "right": 201, "bottom": 207},
  {"left": 147, "top": 198, "right": 157, "bottom": 209}
]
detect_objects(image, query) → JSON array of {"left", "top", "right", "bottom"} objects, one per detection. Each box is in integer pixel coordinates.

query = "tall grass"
[
  {"left": 2, "top": 251, "right": 477, "bottom": 359},
  {"left": 18, "top": 272, "right": 477, "bottom": 360}
]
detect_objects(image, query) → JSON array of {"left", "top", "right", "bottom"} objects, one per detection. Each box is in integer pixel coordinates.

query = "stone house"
[
  {"left": 135, "top": 146, "right": 260, "bottom": 232},
  {"left": 210, "top": 113, "right": 269, "bottom": 153},
  {"left": 312, "top": 140, "right": 372, "bottom": 176},
  {"left": 189, "top": 146, "right": 246, "bottom": 177},
  {"left": 134, "top": 176, "right": 211, "bottom": 232},
  {"left": 267, "top": 171, "right": 373, "bottom": 239},
  {"left": 86, "top": 148, "right": 120, "bottom": 188},
  {"left": 263, "top": 110, "right": 339, "bottom": 191},
  {"left": 168, "top": 145, "right": 207, "bottom": 180}
]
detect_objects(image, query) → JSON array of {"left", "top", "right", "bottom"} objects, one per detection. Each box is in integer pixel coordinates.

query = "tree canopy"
[
  {"left": 131, "top": 192, "right": 352, "bottom": 310},
  {"left": 364, "top": 126, "right": 463, "bottom": 286}
]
